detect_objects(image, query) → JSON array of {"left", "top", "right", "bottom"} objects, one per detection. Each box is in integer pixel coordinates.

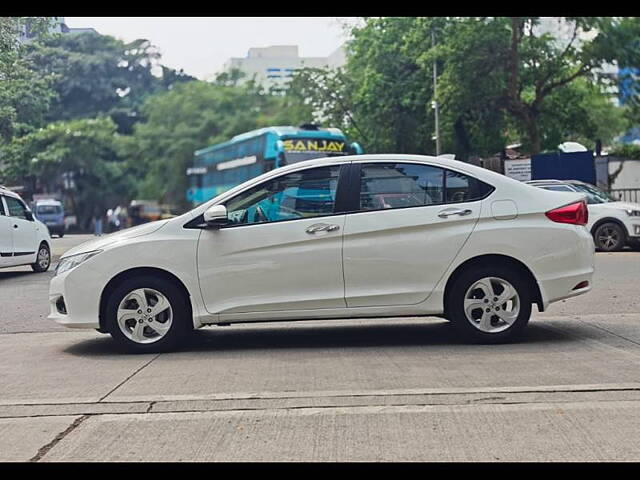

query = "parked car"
[
  {"left": 33, "top": 198, "right": 65, "bottom": 238},
  {"left": 1, "top": 186, "right": 52, "bottom": 272},
  {"left": 49, "top": 155, "right": 594, "bottom": 353},
  {"left": 526, "top": 179, "right": 640, "bottom": 251}
]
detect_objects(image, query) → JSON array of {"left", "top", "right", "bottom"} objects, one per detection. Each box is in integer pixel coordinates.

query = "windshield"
[
  {"left": 570, "top": 183, "right": 616, "bottom": 204},
  {"left": 36, "top": 205, "right": 62, "bottom": 215}
]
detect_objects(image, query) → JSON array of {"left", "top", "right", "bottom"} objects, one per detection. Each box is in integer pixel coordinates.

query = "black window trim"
[
  {"left": 342, "top": 160, "right": 495, "bottom": 215},
  {"left": 184, "top": 162, "right": 352, "bottom": 230},
  {"left": 4, "top": 195, "right": 29, "bottom": 220}
]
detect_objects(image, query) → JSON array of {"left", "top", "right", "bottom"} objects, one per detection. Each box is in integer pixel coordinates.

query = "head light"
[
  {"left": 625, "top": 209, "right": 640, "bottom": 217},
  {"left": 55, "top": 250, "right": 102, "bottom": 276}
]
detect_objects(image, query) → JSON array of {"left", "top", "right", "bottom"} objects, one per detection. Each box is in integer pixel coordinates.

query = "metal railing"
[{"left": 610, "top": 188, "right": 640, "bottom": 203}]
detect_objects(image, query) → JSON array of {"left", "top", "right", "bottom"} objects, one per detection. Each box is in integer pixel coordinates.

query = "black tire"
[
  {"left": 104, "top": 275, "right": 192, "bottom": 353},
  {"left": 446, "top": 264, "right": 532, "bottom": 343},
  {"left": 31, "top": 243, "right": 51, "bottom": 273},
  {"left": 593, "top": 222, "right": 626, "bottom": 252},
  {"left": 58, "top": 230, "right": 64, "bottom": 238}
]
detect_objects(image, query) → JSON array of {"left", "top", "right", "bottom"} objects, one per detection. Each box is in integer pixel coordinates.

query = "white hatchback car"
[
  {"left": 1, "top": 186, "right": 52, "bottom": 272},
  {"left": 49, "top": 155, "right": 595, "bottom": 352}
]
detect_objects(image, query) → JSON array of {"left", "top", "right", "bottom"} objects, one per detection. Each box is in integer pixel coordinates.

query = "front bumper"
[{"left": 48, "top": 268, "right": 101, "bottom": 329}]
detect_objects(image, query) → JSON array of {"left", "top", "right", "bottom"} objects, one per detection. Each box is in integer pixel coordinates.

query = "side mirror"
[
  {"left": 203, "top": 204, "right": 228, "bottom": 228},
  {"left": 25, "top": 211, "right": 34, "bottom": 221},
  {"left": 350, "top": 142, "right": 363, "bottom": 155}
]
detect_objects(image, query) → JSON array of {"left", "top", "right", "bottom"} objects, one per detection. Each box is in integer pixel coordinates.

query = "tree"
[
  {"left": 26, "top": 32, "right": 195, "bottom": 133},
  {"left": 122, "top": 78, "right": 310, "bottom": 208},
  {"left": 291, "top": 17, "right": 639, "bottom": 158},
  {"left": 0, "top": 17, "right": 57, "bottom": 142},
  {"left": 432, "top": 17, "right": 640, "bottom": 154},
  {"left": 1, "top": 117, "right": 134, "bottom": 229}
]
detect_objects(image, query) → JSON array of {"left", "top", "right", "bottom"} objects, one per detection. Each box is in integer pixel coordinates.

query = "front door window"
[{"left": 224, "top": 165, "right": 341, "bottom": 226}]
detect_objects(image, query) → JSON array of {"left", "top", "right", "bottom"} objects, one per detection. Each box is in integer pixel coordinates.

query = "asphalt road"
[{"left": 1, "top": 234, "right": 640, "bottom": 461}]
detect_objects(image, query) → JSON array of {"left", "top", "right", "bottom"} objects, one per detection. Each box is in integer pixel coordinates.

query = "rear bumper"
[{"left": 535, "top": 225, "right": 595, "bottom": 309}]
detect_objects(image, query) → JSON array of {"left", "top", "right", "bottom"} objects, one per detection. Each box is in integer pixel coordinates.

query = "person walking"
[{"left": 93, "top": 205, "right": 105, "bottom": 236}]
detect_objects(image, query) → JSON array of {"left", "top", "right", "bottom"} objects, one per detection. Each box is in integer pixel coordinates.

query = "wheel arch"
[
  {"left": 98, "top": 267, "right": 193, "bottom": 332},
  {"left": 443, "top": 254, "right": 544, "bottom": 315},
  {"left": 590, "top": 217, "right": 629, "bottom": 238}
]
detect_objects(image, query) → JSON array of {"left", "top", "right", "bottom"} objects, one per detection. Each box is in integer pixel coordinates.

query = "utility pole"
[{"left": 431, "top": 28, "right": 441, "bottom": 156}]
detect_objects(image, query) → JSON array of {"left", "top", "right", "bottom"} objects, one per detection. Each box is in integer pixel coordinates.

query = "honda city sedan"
[{"left": 49, "top": 155, "right": 595, "bottom": 352}]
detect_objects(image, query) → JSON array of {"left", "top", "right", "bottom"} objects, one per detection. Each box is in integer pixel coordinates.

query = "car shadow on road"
[
  {"left": 0, "top": 271, "right": 35, "bottom": 280},
  {"left": 63, "top": 319, "right": 574, "bottom": 357}
]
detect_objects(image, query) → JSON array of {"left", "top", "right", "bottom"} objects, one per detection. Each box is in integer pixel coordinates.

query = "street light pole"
[{"left": 432, "top": 28, "right": 441, "bottom": 156}]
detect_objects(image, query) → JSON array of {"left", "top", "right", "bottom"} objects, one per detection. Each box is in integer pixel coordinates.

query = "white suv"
[
  {"left": 527, "top": 179, "right": 640, "bottom": 251},
  {"left": 0, "top": 186, "right": 52, "bottom": 272}
]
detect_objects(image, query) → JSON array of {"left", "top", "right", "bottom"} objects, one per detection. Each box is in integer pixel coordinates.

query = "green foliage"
[
  {"left": 26, "top": 32, "right": 195, "bottom": 132},
  {"left": 609, "top": 143, "right": 640, "bottom": 160},
  {"left": 0, "top": 17, "right": 57, "bottom": 141},
  {"left": 122, "top": 78, "right": 311, "bottom": 208},
  {"left": 290, "top": 17, "right": 639, "bottom": 158},
  {"left": 1, "top": 117, "right": 134, "bottom": 229}
]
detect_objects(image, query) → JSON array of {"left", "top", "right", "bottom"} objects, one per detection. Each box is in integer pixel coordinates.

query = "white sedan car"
[
  {"left": 1, "top": 186, "right": 52, "bottom": 272},
  {"left": 527, "top": 179, "right": 640, "bottom": 251},
  {"left": 49, "top": 155, "right": 595, "bottom": 352}
]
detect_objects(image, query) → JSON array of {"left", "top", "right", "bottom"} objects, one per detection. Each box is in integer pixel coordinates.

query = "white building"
[
  {"left": 18, "top": 17, "right": 97, "bottom": 44},
  {"left": 222, "top": 44, "right": 347, "bottom": 89}
]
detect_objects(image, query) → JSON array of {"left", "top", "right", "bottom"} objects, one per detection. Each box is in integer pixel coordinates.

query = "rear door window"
[{"left": 356, "top": 162, "right": 493, "bottom": 212}]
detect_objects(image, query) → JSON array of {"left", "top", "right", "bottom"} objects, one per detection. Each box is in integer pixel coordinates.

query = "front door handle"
[
  {"left": 438, "top": 208, "right": 472, "bottom": 219},
  {"left": 305, "top": 223, "right": 340, "bottom": 234}
]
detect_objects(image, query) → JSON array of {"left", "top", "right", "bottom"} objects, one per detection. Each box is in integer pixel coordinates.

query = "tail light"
[{"left": 545, "top": 201, "right": 589, "bottom": 226}]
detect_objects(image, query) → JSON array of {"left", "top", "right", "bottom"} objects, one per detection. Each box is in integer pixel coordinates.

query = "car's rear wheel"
[
  {"left": 104, "top": 275, "right": 191, "bottom": 353},
  {"left": 31, "top": 243, "right": 51, "bottom": 272},
  {"left": 446, "top": 265, "right": 532, "bottom": 343},
  {"left": 594, "top": 222, "right": 625, "bottom": 252}
]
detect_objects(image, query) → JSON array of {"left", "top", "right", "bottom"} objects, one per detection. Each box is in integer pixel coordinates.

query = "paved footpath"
[{"left": 1, "top": 243, "right": 640, "bottom": 461}]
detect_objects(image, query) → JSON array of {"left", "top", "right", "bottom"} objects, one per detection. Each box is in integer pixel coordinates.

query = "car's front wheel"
[
  {"left": 104, "top": 276, "right": 191, "bottom": 353},
  {"left": 446, "top": 265, "right": 532, "bottom": 343}
]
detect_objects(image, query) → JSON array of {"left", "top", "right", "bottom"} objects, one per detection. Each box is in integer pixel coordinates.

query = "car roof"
[
  {"left": 526, "top": 179, "right": 589, "bottom": 184},
  {"left": 35, "top": 198, "right": 62, "bottom": 205},
  {"left": 0, "top": 186, "right": 23, "bottom": 200}
]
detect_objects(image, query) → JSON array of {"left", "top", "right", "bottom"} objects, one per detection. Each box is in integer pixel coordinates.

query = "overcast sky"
[{"left": 65, "top": 17, "right": 361, "bottom": 80}]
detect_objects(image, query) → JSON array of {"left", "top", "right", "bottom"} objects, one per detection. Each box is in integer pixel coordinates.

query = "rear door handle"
[
  {"left": 305, "top": 223, "right": 340, "bottom": 234},
  {"left": 438, "top": 208, "right": 472, "bottom": 219}
]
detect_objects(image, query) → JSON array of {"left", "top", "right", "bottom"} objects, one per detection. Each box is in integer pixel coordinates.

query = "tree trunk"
[{"left": 525, "top": 114, "right": 542, "bottom": 155}]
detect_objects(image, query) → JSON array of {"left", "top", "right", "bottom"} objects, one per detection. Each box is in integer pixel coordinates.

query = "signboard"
[
  {"left": 216, "top": 155, "right": 257, "bottom": 171},
  {"left": 283, "top": 138, "right": 346, "bottom": 154},
  {"left": 186, "top": 167, "right": 207, "bottom": 175},
  {"left": 504, "top": 158, "right": 532, "bottom": 182}
]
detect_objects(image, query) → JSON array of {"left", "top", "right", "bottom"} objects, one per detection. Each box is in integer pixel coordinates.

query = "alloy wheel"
[
  {"left": 463, "top": 277, "right": 520, "bottom": 333},
  {"left": 597, "top": 226, "right": 621, "bottom": 250},
  {"left": 116, "top": 288, "right": 173, "bottom": 344}
]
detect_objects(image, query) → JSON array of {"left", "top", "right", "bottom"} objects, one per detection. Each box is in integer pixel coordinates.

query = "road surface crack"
[
  {"left": 98, "top": 353, "right": 161, "bottom": 402},
  {"left": 29, "top": 414, "right": 89, "bottom": 462}
]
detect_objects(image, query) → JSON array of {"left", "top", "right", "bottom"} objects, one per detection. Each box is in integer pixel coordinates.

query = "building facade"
[
  {"left": 222, "top": 44, "right": 346, "bottom": 90},
  {"left": 17, "top": 17, "right": 97, "bottom": 44}
]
